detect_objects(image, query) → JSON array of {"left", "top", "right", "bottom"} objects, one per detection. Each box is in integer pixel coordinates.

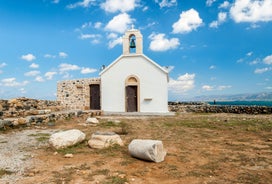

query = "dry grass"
[{"left": 5, "top": 113, "right": 272, "bottom": 184}]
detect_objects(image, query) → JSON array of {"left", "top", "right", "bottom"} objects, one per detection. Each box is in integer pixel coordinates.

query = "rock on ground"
[
  {"left": 49, "top": 129, "right": 86, "bottom": 149},
  {"left": 86, "top": 117, "right": 99, "bottom": 124},
  {"left": 128, "top": 139, "right": 167, "bottom": 163},
  {"left": 88, "top": 131, "right": 123, "bottom": 149}
]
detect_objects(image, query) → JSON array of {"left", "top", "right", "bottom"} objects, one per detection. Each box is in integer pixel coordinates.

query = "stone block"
[
  {"left": 49, "top": 129, "right": 86, "bottom": 149},
  {"left": 88, "top": 131, "right": 123, "bottom": 149},
  {"left": 18, "top": 118, "right": 27, "bottom": 125},
  {"left": 86, "top": 117, "right": 99, "bottom": 124}
]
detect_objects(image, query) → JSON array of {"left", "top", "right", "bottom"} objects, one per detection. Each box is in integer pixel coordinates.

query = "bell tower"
[{"left": 123, "top": 27, "right": 143, "bottom": 55}]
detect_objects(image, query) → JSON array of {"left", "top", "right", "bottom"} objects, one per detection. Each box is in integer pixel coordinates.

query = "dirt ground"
[{"left": 0, "top": 113, "right": 272, "bottom": 184}]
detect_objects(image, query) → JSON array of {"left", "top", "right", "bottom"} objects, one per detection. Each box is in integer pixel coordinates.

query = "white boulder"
[
  {"left": 49, "top": 129, "right": 86, "bottom": 149},
  {"left": 86, "top": 117, "right": 99, "bottom": 124},
  {"left": 128, "top": 139, "right": 167, "bottom": 163},
  {"left": 88, "top": 131, "right": 123, "bottom": 149}
]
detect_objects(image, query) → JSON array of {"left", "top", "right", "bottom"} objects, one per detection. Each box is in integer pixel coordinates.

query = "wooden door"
[
  {"left": 90, "top": 84, "right": 100, "bottom": 110},
  {"left": 126, "top": 86, "right": 137, "bottom": 112}
]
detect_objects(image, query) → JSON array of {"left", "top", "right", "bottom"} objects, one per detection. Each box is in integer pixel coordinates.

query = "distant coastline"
[{"left": 207, "top": 101, "right": 272, "bottom": 107}]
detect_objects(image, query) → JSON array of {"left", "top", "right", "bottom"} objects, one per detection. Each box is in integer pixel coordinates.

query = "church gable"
[{"left": 99, "top": 54, "right": 168, "bottom": 77}]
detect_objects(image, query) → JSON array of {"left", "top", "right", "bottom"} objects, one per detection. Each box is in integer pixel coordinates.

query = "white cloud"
[
  {"left": 79, "top": 34, "right": 101, "bottom": 43},
  {"left": 107, "top": 33, "right": 118, "bottom": 39},
  {"left": 209, "top": 65, "right": 216, "bottom": 69},
  {"left": 108, "top": 37, "right": 122, "bottom": 49},
  {"left": 202, "top": 84, "right": 231, "bottom": 91},
  {"left": 230, "top": 0, "right": 272, "bottom": 23},
  {"left": 149, "top": 33, "right": 180, "bottom": 51},
  {"left": 219, "top": 1, "right": 230, "bottom": 9},
  {"left": 139, "top": 22, "right": 157, "bottom": 30},
  {"left": 254, "top": 67, "right": 272, "bottom": 74},
  {"left": 67, "top": 0, "right": 95, "bottom": 9},
  {"left": 44, "top": 54, "right": 56, "bottom": 59},
  {"left": 249, "top": 59, "right": 259, "bottom": 65},
  {"left": 172, "top": 9, "right": 203, "bottom": 34},
  {"left": 206, "top": 0, "right": 216, "bottom": 7},
  {"left": 21, "top": 53, "right": 36, "bottom": 62},
  {"left": 168, "top": 73, "right": 195, "bottom": 93},
  {"left": 24, "top": 70, "right": 40, "bottom": 77},
  {"left": 59, "top": 63, "right": 80, "bottom": 73},
  {"left": 59, "top": 52, "right": 68, "bottom": 58},
  {"left": 263, "top": 55, "right": 272, "bottom": 65},
  {"left": 105, "top": 13, "right": 134, "bottom": 33},
  {"left": 34, "top": 76, "right": 44, "bottom": 82},
  {"left": 217, "top": 85, "right": 232, "bottom": 90},
  {"left": 35, "top": 76, "right": 45, "bottom": 82},
  {"left": 0, "top": 62, "right": 7, "bottom": 68},
  {"left": 52, "top": 0, "right": 59, "bottom": 3},
  {"left": 155, "top": 0, "right": 177, "bottom": 8},
  {"left": 202, "top": 85, "right": 214, "bottom": 91},
  {"left": 94, "top": 22, "right": 102, "bottom": 29},
  {"left": 91, "top": 39, "right": 100, "bottom": 44},
  {"left": 1, "top": 78, "right": 29, "bottom": 87},
  {"left": 209, "top": 12, "right": 227, "bottom": 28},
  {"left": 142, "top": 6, "right": 148, "bottom": 11},
  {"left": 19, "top": 88, "right": 26, "bottom": 94},
  {"left": 81, "top": 22, "right": 92, "bottom": 29},
  {"left": 247, "top": 51, "right": 253, "bottom": 56},
  {"left": 101, "top": 0, "right": 138, "bottom": 13},
  {"left": 81, "top": 67, "right": 97, "bottom": 74},
  {"left": 247, "top": 23, "right": 260, "bottom": 29},
  {"left": 45, "top": 72, "right": 57, "bottom": 80},
  {"left": 0, "top": 70, "right": 3, "bottom": 74},
  {"left": 29, "top": 63, "right": 39, "bottom": 69}
]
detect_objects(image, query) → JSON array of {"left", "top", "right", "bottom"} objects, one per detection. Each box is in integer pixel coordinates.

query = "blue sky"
[{"left": 0, "top": 0, "right": 271, "bottom": 101}]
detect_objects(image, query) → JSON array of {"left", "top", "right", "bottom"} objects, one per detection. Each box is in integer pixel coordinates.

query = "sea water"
[{"left": 208, "top": 101, "right": 272, "bottom": 107}]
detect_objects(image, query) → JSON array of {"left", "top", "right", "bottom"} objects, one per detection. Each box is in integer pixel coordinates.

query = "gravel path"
[{"left": 0, "top": 129, "right": 56, "bottom": 183}]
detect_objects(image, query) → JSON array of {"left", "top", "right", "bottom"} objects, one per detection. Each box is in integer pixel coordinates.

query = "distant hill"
[{"left": 192, "top": 92, "right": 272, "bottom": 102}]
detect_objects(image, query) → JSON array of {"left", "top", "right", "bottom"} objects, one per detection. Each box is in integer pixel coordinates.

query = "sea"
[{"left": 207, "top": 101, "right": 272, "bottom": 107}]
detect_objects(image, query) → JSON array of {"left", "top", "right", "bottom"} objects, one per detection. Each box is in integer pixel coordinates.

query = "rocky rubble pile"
[
  {"left": 168, "top": 102, "right": 272, "bottom": 114},
  {"left": 0, "top": 97, "right": 62, "bottom": 118},
  {"left": 0, "top": 98, "right": 102, "bottom": 130},
  {"left": 0, "top": 110, "right": 101, "bottom": 130}
]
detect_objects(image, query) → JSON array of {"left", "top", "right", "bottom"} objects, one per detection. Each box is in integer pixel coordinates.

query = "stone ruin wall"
[
  {"left": 0, "top": 97, "right": 61, "bottom": 118},
  {"left": 57, "top": 78, "right": 101, "bottom": 110},
  {"left": 0, "top": 97, "right": 101, "bottom": 130},
  {"left": 168, "top": 102, "right": 272, "bottom": 114}
]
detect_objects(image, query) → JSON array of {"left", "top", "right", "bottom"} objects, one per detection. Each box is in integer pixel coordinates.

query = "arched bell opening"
[{"left": 129, "top": 34, "right": 136, "bottom": 54}]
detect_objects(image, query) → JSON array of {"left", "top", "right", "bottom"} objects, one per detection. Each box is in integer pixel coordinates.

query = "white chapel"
[{"left": 57, "top": 28, "right": 169, "bottom": 113}]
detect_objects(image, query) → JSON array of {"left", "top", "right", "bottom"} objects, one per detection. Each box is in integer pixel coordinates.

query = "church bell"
[{"left": 130, "top": 38, "right": 136, "bottom": 48}]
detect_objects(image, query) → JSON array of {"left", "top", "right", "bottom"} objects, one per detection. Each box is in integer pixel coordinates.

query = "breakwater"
[{"left": 168, "top": 102, "right": 272, "bottom": 114}]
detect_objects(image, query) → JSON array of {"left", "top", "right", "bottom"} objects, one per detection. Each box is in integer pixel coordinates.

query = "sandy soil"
[{"left": 0, "top": 113, "right": 272, "bottom": 184}]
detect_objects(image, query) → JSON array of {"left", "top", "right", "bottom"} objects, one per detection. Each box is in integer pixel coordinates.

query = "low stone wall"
[
  {"left": 0, "top": 98, "right": 103, "bottom": 130},
  {"left": 0, "top": 97, "right": 62, "bottom": 118},
  {"left": 0, "top": 110, "right": 101, "bottom": 130},
  {"left": 168, "top": 102, "right": 272, "bottom": 114}
]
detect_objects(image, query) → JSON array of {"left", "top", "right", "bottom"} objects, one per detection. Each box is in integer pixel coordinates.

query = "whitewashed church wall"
[
  {"left": 57, "top": 78, "right": 100, "bottom": 110},
  {"left": 101, "top": 55, "right": 168, "bottom": 113}
]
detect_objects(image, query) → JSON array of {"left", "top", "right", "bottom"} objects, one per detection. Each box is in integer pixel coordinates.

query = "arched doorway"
[{"left": 125, "top": 76, "right": 139, "bottom": 112}]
